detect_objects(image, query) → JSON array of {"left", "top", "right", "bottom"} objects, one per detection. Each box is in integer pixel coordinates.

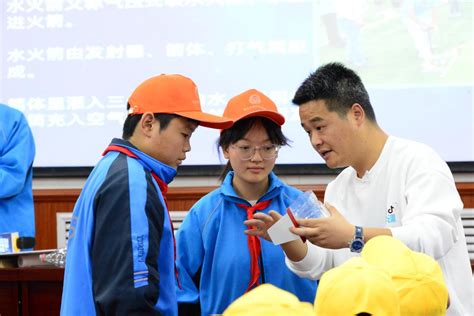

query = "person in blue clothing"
[
  {"left": 60, "top": 74, "right": 232, "bottom": 316},
  {"left": 0, "top": 104, "right": 36, "bottom": 240},
  {"left": 176, "top": 89, "right": 317, "bottom": 316}
]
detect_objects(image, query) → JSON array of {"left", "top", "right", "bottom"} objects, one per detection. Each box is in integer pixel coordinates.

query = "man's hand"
[
  {"left": 245, "top": 210, "right": 308, "bottom": 261},
  {"left": 290, "top": 203, "right": 354, "bottom": 249},
  {"left": 244, "top": 210, "right": 282, "bottom": 242}
]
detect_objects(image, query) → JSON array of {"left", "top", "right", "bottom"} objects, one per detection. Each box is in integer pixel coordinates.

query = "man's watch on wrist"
[{"left": 349, "top": 226, "right": 365, "bottom": 253}]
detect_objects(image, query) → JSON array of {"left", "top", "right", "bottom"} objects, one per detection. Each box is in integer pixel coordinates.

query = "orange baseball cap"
[
  {"left": 128, "top": 74, "right": 232, "bottom": 129},
  {"left": 223, "top": 89, "right": 285, "bottom": 126}
]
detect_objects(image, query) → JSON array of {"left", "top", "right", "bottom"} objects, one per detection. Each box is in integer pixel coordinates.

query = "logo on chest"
[{"left": 386, "top": 204, "right": 398, "bottom": 224}]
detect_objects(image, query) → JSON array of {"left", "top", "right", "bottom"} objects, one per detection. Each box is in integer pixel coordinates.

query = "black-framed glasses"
[{"left": 230, "top": 144, "right": 280, "bottom": 161}]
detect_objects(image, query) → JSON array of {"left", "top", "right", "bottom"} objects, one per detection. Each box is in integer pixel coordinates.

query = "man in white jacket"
[{"left": 247, "top": 62, "right": 473, "bottom": 315}]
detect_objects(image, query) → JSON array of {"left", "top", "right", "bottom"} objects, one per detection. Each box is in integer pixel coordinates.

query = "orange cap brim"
[
  {"left": 233, "top": 110, "right": 285, "bottom": 126},
  {"left": 177, "top": 111, "right": 233, "bottom": 129}
]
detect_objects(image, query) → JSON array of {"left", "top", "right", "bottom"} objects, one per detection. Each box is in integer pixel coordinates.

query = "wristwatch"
[{"left": 349, "top": 226, "right": 365, "bottom": 253}]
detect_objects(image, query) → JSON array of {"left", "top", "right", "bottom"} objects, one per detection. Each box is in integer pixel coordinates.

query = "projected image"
[
  {"left": 1, "top": 0, "right": 472, "bottom": 168},
  {"left": 314, "top": 0, "right": 472, "bottom": 83}
]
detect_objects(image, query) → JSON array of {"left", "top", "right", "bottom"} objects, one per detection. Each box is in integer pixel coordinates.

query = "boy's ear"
[{"left": 140, "top": 112, "right": 158, "bottom": 136}]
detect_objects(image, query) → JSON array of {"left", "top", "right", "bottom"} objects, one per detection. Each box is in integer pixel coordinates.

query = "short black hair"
[
  {"left": 292, "top": 62, "right": 376, "bottom": 122},
  {"left": 122, "top": 103, "right": 195, "bottom": 139},
  {"left": 218, "top": 117, "right": 289, "bottom": 182}
]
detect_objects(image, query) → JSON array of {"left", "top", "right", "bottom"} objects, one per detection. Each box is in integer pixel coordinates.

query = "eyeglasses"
[{"left": 230, "top": 144, "right": 280, "bottom": 161}]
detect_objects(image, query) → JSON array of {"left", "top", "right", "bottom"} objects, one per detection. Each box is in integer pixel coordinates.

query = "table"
[{"left": 0, "top": 268, "right": 64, "bottom": 316}]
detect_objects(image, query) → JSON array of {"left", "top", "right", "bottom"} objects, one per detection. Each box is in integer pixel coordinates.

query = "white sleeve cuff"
[{"left": 285, "top": 242, "right": 328, "bottom": 280}]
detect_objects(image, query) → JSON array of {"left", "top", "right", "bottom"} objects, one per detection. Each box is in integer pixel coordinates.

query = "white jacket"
[{"left": 286, "top": 136, "right": 473, "bottom": 316}]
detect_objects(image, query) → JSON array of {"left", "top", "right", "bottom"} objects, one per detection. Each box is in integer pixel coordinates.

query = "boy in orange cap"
[
  {"left": 176, "top": 89, "right": 317, "bottom": 315},
  {"left": 61, "top": 74, "right": 232, "bottom": 315}
]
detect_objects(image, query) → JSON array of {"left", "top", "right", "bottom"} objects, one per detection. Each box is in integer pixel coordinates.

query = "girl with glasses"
[{"left": 176, "top": 89, "right": 317, "bottom": 316}]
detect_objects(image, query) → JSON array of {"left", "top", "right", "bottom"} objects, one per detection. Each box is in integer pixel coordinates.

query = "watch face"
[{"left": 351, "top": 240, "right": 364, "bottom": 252}]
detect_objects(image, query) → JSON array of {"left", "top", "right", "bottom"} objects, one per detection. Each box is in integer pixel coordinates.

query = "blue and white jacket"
[
  {"left": 176, "top": 171, "right": 317, "bottom": 315},
  {"left": 0, "top": 104, "right": 35, "bottom": 238},
  {"left": 61, "top": 138, "right": 178, "bottom": 316}
]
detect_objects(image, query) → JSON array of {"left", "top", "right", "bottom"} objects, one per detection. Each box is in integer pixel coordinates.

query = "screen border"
[{"left": 33, "top": 161, "right": 474, "bottom": 178}]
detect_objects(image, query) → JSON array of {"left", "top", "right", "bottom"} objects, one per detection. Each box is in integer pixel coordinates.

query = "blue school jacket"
[
  {"left": 0, "top": 104, "right": 35, "bottom": 238},
  {"left": 61, "top": 138, "right": 178, "bottom": 315},
  {"left": 176, "top": 171, "right": 317, "bottom": 315}
]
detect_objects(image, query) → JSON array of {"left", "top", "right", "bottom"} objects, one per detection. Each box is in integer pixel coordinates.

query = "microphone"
[{"left": 16, "top": 237, "right": 35, "bottom": 249}]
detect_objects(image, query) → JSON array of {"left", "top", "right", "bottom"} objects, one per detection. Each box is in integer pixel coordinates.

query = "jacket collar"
[
  {"left": 220, "top": 171, "right": 283, "bottom": 204},
  {"left": 108, "top": 138, "right": 177, "bottom": 184}
]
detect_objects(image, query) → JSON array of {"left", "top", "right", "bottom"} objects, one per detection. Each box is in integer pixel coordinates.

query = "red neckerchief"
[
  {"left": 103, "top": 145, "right": 181, "bottom": 288},
  {"left": 237, "top": 199, "right": 272, "bottom": 292}
]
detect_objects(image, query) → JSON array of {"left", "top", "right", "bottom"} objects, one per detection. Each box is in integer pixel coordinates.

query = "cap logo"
[{"left": 248, "top": 94, "right": 261, "bottom": 105}]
